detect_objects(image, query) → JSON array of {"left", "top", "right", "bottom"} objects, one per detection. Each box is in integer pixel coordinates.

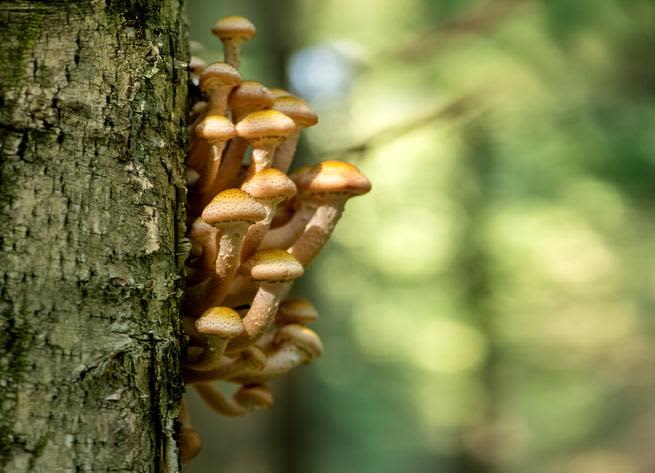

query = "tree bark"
[{"left": 0, "top": 1, "right": 188, "bottom": 472}]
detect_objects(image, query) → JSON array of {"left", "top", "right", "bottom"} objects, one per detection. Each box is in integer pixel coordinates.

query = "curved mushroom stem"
[
  {"left": 185, "top": 218, "right": 218, "bottom": 286},
  {"left": 258, "top": 199, "right": 318, "bottom": 250},
  {"left": 211, "top": 138, "right": 249, "bottom": 192},
  {"left": 194, "top": 383, "right": 250, "bottom": 417},
  {"left": 288, "top": 203, "right": 343, "bottom": 267},
  {"left": 184, "top": 346, "right": 266, "bottom": 384},
  {"left": 225, "top": 281, "right": 292, "bottom": 352},
  {"left": 272, "top": 129, "right": 301, "bottom": 173}
]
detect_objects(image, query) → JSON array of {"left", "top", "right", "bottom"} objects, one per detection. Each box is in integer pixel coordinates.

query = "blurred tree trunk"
[{"left": 0, "top": 1, "right": 188, "bottom": 472}]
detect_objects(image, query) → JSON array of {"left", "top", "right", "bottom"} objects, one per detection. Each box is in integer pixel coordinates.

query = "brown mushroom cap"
[
  {"left": 277, "top": 298, "right": 319, "bottom": 325},
  {"left": 189, "top": 56, "right": 207, "bottom": 76},
  {"left": 201, "top": 189, "right": 267, "bottom": 226},
  {"left": 211, "top": 16, "right": 256, "bottom": 42},
  {"left": 244, "top": 249, "right": 304, "bottom": 282},
  {"left": 275, "top": 324, "right": 324, "bottom": 358},
  {"left": 241, "top": 168, "right": 297, "bottom": 201},
  {"left": 195, "top": 115, "right": 236, "bottom": 141},
  {"left": 295, "top": 160, "right": 372, "bottom": 197},
  {"left": 273, "top": 96, "right": 318, "bottom": 128},
  {"left": 195, "top": 307, "right": 245, "bottom": 339},
  {"left": 236, "top": 110, "right": 296, "bottom": 143},
  {"left": 199, "top": 62, "right": 241, "bottom": 93},
  {"left": 229, "top": 81, "right": 275, "bottom": 113},
  {"left": 180, "top": 427, "right": 202, "bottom": 464},
  {"left": 234, "top": 384, "right": 273, "bottom": 409}
]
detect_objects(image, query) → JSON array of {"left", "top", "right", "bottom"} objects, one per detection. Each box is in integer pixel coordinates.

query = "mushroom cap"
[
  {"left": 241, "top": 168, "right": 297, "bottom": 201},
  {"left": 236, "top": 110, "right": 296, "bottom": 143},
  {"left": 202, "top": 189, "right": 267, "bottom": 226},
  {"left": 273, "top": 96, "right": 318, "bottom": 128},
  {"left": 229, "top": 81, "right": 275, "bottom": 112},
  {"left": 195, "top": 114, "right": 236, "bottom": 141},
  {"left": 276, "top": 298, "right": 319, "bottom": 325},
  {"left": 295, "top": 160, "right": 372, "bottom": 197},
  {"left": 195, "top": 307, "right": 245, "bottom": 339},
  {"left": 275, "top": 324, "right": 324, "bottom": 359},
  {"left": 244, "top": 249, "right": 304, "bottom": 282},
  {"left": 199, "top": 62, "right": 241, "bottom": 93},
  {"left": 234, "top": 384, "right": 273, "bottom": 410},
  {"left": 211, "top": 16, "right": 256, "bottom": 42},
  {"left": 269, "top": 87, "right": 292, "bottom": 99}
]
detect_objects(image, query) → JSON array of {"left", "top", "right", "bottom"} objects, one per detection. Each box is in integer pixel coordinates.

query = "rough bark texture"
[{"left": 0, "top": 1, "right": 188, "bottom": 472}]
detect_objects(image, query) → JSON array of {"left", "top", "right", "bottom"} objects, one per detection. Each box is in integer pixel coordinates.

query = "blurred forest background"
[{"left": 185, "top": 0, "right": 655, "bottom": 472}]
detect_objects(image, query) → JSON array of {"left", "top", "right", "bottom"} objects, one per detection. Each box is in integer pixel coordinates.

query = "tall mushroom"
[
  {"left": 184, "top": 189, "right": 266, "bottom": 317},
  {"left": 226, "top": 249, "right": 304, "bottom": 352},
  {"left": 199, "top": 61, "right": 241, "bottom": 115},
  {"left": 236, "top": 110, "right": 296, "bottom": 178},
  {"left": 211, "top": 16, "right": 256, "bottom": 70},
  {"left": 288, "top": 160, "right": 371, "bottom": 267},
  {"left": 272, "top": 95, "right": 318, "bottom": 173},
  {"left": 185, "top": 217, "right": 218, "bottom": 286},
  {"left": 212, "top": 81, "right": 275, "bottom": 193},
  {"left": 240, "top": 168, "right": 297, "bottom": 262},
  {"left": 188, "top": 114, "right": 236, "bottom": 215}
]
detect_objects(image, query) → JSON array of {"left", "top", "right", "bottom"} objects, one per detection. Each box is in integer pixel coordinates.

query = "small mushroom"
[
  {"left": 199, "top": 62, "right": 241, "bottom": 115},
  {"left": 187, "top": 307, "right": 245, "bottom": 371},
  {"left": 276, "top": 298, "right": 319, "bottom": 326},
  {"left": 228, "top": 324, "right": 323, "bottom": 384},
  {"left": 240, "top": 168, "right": 297, "bottom": 262},
  {"left": 236, "top": 110, "right": 296, "bottom": 178},
  {"left": 288, "top": 160, "right": 371, "bottom": 267},
  {"left": 211, "top": 16, "right": 256, "bottom": 69},
  {"left": 189, "top": 115, "right": 236, "bottom": 213},
  {"left": 189, "top": 56, "right": 207, "bottom": 86},
  {"left": 269, "top": 87, "right": 292, "bottom": 99},
  {"left": 194, "top": 383, "right": 272, "bottom": 417},
  {"left": 184, "top": 190, "right": 266, "bottom": 316},
  {"left": 272, "top": 95, "right": 318, "bottom": 173},
  {"left": 226, "top": 249, "right": 304, "bottom": 352}
]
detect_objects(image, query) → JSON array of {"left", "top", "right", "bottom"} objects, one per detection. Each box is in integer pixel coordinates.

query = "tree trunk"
[{"left": 0, "top": 1, "right": 188, "bottom": 472}]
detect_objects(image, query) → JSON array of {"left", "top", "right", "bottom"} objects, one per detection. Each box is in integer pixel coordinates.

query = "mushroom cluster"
[{"left": 180, "top": 16, "right": 371, "bottom": 463}]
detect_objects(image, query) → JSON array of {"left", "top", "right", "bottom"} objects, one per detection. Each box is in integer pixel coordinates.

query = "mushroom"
[
  {"left": 240, "top": 168, "right": 297, "bottom": 262},
  {"left": 199, "top": 62, "right": 241, "bottom": 115},
  {"left": 288, "top": 160, "right": 371, "bottom": 267},
  {"left": 185, "top": 217, "right": 218, "bottom": 286},
  {"left": 257, "top": 165, "right": 318, "bottom": 250},
  {"left": 236, "top": 110, "right": 296, "bottom": 178},
  {"left": 212, "top": 81, "right": 275, "bottom": 194},
  {"left": 188, "top": 115, "right": 236, "bottom": 214},
  {"left": 269, "top": 87, "right": 292, "bottom": 99},
  {"left": 276, "top": 298, "right": 319, "bottom": 326},
  {"left": 194, "top": 383, "right": 273, "bottom": 417},
  {"left": 184, "top": 345, "right": 267, "bottom": 384},
  {"left": 225, "top": 249, "right": 304, "bottom": 352},
  {"left": 272, "top": 95, "right": 318, "bottom": 173},
  {"left": 179, "top": 400, "right": 202, "bottom": 463},
  {"left": 184, "top": 189, "right": 266, "bottom": 316},
  {"left": 211, "top": 16, "right": 256, "bottom": 69},
  {"left": 228, "top": 324, "right": 323, "bottom": 384},
  {"left": 187, "top": 307, "right": 245, "bottom": 371}
]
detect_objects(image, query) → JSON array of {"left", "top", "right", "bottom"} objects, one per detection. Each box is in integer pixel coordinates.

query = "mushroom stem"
[
  {"left": 184, "top": 346, "right": 266, "bottom": 383},
  {"left": 210, "top": 138, "right": 249, "bottom": 192},
  {"left": 272, "top": 129, "right": 300, "bottom": 173},
  {"left": 288, "top": 203, "right": 343, "bottom": 267},
  {"left": 193, "top": 383, "right": 249, "bottom": 417},
  {"left": 185, "top": 218, "right": 218, "bottom": 286},
  {"left": 258, "top": 199, "right": 318, "bottom": 250}
]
